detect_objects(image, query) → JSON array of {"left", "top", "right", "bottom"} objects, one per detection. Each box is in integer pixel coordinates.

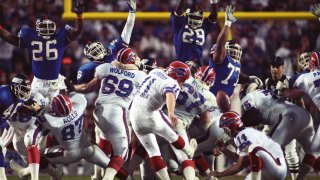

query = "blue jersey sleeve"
[
  {"left": 203, "top": 18, "right": 214, "bottom": 36},
  {"left": 170, "top": 10, "right": 185, "bottom": 34},
  {"left": 76, "top": 62, "right": 100, "bottom": 84},
  {"left": 56, "top": 25, "right": 72, "bottom": 46},
  {"left": 18, "top": 28, "right": 32, "bottom": 48}
]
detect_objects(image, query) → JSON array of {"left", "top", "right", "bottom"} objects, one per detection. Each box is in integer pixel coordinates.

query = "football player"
[
  {"left": 0, "top": 74, "right": 34, "bottom": 180},
  {"left": 209, "top": 5, "right": 262, "bottom": 113},
  {"left": 77, "top": 0, "right": 137, "bottom": 84},
  {"left": 210, "top": 112, "right": 287, "bottom": 180},
  {"left": 241, "top": 89, "right": 317, "bottom": 180},
  {"left": 74, "top": 47, "right": 146, "bottom": 180},
  {"left": 0, "top": 0, "right": 85, "bottom": 103},
  {"left": 171, "top": 0, "right": 218, "bottom": 65},
  {"left": 129, "top": 61, "right": 198, "bottom": 180},
  {"left": 11, "top": 93, "right": 130, "bottom": 180}
]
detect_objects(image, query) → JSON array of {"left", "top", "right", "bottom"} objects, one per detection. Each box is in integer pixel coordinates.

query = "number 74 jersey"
[{"left": 95, "top": 63, "right": 147, "bottom": 108}]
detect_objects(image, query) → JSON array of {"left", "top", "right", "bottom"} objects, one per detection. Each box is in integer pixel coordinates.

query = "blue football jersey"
[
  {"left": 209, "top": 56, "right": 241, "bottom": 96},
  {"left": 171, "top": 10, "right": 213, "bottom": 65},
  {"left": 19, "top": 26, "right": 71, "bottom": 80},
  {"left": 0, "top": 85, "right": 24, "bottom": 120},
  {"left": 77, "top": 37, "right": 127, "bottom": 84}
]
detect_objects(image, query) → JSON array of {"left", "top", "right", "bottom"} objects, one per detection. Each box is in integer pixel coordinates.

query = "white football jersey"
[
  {"left": 42, "top": 93, "right": 87, "bottom": 150},
  {"left": 8, "top": 92, "right": 46, "bottom": 131},
  {"left": 234, "top": 127, "right": 283, "bottom": 158},
  {"left": 132, "top": 69, "right": 180, "bottom": 111},
  {"left": 294, "top": 70, "right": 320, "bottom": 109},
  {"left": 241, "top": 90, "right": 293, "bottom": 125},
  {"left": 174, "top": 77, "right": 217, "bottom": 125},
  {"left": 95, "top": 63, "right": 146, "bottom": 108}
]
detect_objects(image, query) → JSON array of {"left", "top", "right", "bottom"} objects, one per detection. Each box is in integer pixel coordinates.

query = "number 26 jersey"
[{"left": 94, "top": 63, "right": 147, "bottom": 108}]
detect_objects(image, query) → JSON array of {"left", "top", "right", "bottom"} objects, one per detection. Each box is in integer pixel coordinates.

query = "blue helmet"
[
  {"left": 10, "top": 74, "right": 31, "bottom": 101},
  {"left": 84, "top": 42, "right": 108, "bottom": 62},
  {"left": 186, "top": 5, "right": 204, "bottom": 29},
  {"left": 36, "top": 15, "right": 56, "bottom": 38}
]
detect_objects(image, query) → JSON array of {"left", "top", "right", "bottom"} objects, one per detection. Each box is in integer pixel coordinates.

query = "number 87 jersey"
[{"left": 94, "top": 63, "right": 147, "bottom": 108}]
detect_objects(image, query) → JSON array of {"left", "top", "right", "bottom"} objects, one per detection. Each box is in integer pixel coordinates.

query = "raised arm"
[
  {"left": 121, "top": 0, "right": 136, "bottom": 45},
  {"left": 175, "top": 0, "right": 186, "bottom": 16},
  {"left": 310, "top": 3, "right": 320, "bottom": 21},
  {"left": 208, "top": 0, "right": 219, "bottom": 23},
  {"left": 74, "top": 77, "right": 100, "bottom": 94},
  {"left": 211, "top": 5, "right": 236, "bottom": 64},
  {"left": 67, "top": 0, "right": 85, "bottom": 41},
  {"left": 0, "top": 25, "right": 19, "bottom": 47}
]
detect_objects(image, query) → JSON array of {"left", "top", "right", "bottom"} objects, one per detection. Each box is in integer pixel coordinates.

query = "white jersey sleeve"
[
  {"left": 69, "top": 93, "right": 87, "bottom": 114},
  {"left": 133, "top": 69, "right": 180, "bottom": 111},
  {"left": 294, "top": 71, "right": 320, "bottom": 109},
  {"left": 234, "top": 128, "right": 283, "bottom": 158}
]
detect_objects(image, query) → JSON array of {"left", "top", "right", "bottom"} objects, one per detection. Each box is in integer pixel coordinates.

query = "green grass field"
[{"left": 6, "top": 176, "right": 320, "bottom": 180}]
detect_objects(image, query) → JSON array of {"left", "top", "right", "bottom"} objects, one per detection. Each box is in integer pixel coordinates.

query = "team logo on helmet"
[{"left": 52, "top": 94, "right": 72, "bottom": 117}]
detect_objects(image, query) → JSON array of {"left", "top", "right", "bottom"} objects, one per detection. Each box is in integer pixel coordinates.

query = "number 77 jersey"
[
  {"left": 209, "top": 55, "right": 241, "bottom": 97},
  {"left": 94, "top": 63, "right": 147, "bottom": 108}
]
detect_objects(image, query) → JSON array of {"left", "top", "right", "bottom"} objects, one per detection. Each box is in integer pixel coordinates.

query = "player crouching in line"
[
  {"left": 129, "top": 61, "right": 198, "bottom": 180},
  {"left": 11, "top": 93, "right": 130, "bottom": 180},
  {"left": 210, "top": 112, "right": 287, "bottom": 180}
]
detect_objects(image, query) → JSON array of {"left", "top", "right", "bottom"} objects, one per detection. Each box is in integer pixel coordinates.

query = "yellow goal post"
[{"left": 63, "top": 0, "right": 316, "bottom": 21}]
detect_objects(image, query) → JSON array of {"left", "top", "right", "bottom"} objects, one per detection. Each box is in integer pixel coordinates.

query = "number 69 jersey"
[
  {"left": 174, "top": 77, "right": 217, "bottom": 125},
  {"left": 235, "top": 127, "right": 283, "bottom": 158},
  {"left": 19, "top": 26, "right": 71, "bottom": 80},
  {"left": 95, "top": 63, "right": 147, "bottom": 108},
  {"left": 293, "top": 70, "right": 320, "bottom": 110},
  {"left": 170, "top": 11, "right": 213, "bottom": 64},
  {"left": 41, "top": 93, "right": 87, "bottom": 150}
]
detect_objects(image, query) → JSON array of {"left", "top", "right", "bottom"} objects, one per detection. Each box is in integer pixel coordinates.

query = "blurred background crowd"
[{"left": 0, "top": 0, "right": 320, "bottom": 175}]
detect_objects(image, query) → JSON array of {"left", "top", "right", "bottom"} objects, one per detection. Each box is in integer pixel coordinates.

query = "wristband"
[
  {"left": 225, "top": 21, "right": 232, "bottom": 27},
  {"left": 210, "top": 0, "right": 218, "bottom": 4}
]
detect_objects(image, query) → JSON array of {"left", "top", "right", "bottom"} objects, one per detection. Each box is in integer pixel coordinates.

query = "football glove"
[
  {"left": 64, "top": 79, "right": 76, "bottom": 93},
  {"left": 127, "top": 0, "right": 137, "bottom": 13},
  {"left": 225, "top": 5, "right": 237, "bottom": 27},
  {"left": 249, "top": 76, "right": 263, "bottom": 89},
  {"left": 72, "top": 0, "right": 86, "bottom": 15},
  {"left": 311, "top": 4, "right": 320, "bottom": 18}
]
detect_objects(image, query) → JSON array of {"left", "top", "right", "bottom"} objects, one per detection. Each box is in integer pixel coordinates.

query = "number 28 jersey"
[
  {"left": 19, "top": 26, "right": 71, "bottom": 80},
  {"left": 42, "top": 93, "right": 87, "bottom": 150},
  {"left": 95, "top": 63, "right": 146, "bottom": 108},
  {"left": 171, "top": 11, "right": 214, "bottom": 64},
  {"left": 209, "top": 55, "right": 241, "bottom": 96},
  {"left": 294, "top": 70, "right": 320, "bottom": 109},
  {"left": 235, "top": 127, "right": 283, "bottom": 158}
]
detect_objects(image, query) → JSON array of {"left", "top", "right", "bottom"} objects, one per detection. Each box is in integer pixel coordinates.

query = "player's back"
[
  {"left": 209, "top": 56, "right": 241, "bottom": 96},
  {"left": 235, "top": 127, "right": 283, "bottom": 158},
  {"left": 42, "top": 93, "right": 87, "bottom": 150},
  {"left": 241, "top": 90, "right": 295, "bottom": 123},
  {"left": 95, "top": 63, "right": 146, "bottom": 108},
  {"left": 175, "top": 76, "right": 216, "bottom": 124},
  {"left": 19, "top": 27, "right": 70, "bottom": 80},
  {"left": 294, "top": 70, "right": 320, "bottom": 108},
  {"left": 133, "top": 69, "right": 180, "bottom": 111}
]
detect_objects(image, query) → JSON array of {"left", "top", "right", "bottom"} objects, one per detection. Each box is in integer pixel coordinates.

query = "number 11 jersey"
[{"left": 94, "top": 63, "right": 146, "bottom": 108}]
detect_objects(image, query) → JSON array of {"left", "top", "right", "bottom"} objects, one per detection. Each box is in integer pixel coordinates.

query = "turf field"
[{"left": 7, "top": 176, "right": 320, "bottom": 180}]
